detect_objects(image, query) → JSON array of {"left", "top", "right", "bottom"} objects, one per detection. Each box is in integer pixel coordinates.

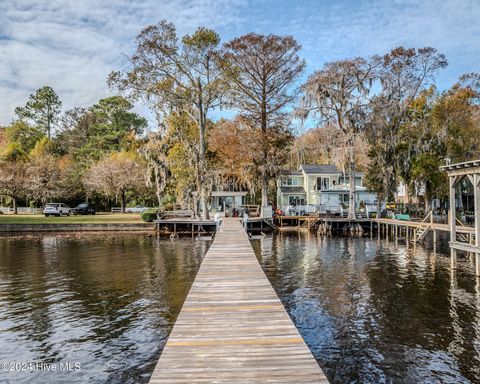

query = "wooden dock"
[{"left": 148, "top": 218, "right": 328, "bottom": 384}]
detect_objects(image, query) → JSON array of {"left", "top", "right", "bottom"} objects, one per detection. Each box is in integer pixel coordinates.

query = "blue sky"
[{"left": 0, "top": 0, "right": 479, "bottom": 127}]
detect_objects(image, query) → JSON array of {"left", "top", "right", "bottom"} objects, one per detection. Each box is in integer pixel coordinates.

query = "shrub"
[{"left": 141, "top": 208, "right": 158, "bottom": 222}]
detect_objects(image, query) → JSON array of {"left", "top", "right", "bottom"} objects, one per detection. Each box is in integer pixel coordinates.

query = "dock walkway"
[{"left": 149, "top": 218, "right": 328, "bottom": 384}]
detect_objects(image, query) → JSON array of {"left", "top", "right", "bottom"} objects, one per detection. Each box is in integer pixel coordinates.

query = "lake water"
[
  {"left": 1, "top": 232, "right": 479, "bottom": 384},
  {"left": 0, "top": 234, "right": 208, "bottom": 384},
  {"left": 251, "top": 231, "right": 480, "bottom": 384}
]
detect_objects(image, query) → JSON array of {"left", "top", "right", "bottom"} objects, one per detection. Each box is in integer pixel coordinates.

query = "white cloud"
[
  {"left": 0, "top": 0, "right": 478, "bottom": 125},
  {"left": 0, "top": 0, "right": 248, "bottom": 124}
]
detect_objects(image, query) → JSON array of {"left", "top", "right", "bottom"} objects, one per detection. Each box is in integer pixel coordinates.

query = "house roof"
[
  {"left": 280, "top": 170, "right": 303, "bottom": 176},
  {"left": 280, "top": 186, "right": 306, "bottom": 194},
  {"left": 300, "top": 164, "right": 341, "bottom": 174}
]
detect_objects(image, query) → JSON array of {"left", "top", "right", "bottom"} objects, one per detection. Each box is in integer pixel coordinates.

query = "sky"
[{"left": 0, "top": 0, "right": 479, "bottom": 127}]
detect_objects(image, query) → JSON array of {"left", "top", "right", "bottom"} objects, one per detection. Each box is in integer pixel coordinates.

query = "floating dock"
[{"left": 148, "top": 218, "right": 328, "bottom": 384}]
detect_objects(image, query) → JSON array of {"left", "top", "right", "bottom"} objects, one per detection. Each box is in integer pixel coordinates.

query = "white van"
[{"left": 43, "top": 203, "right": 72, "bottom": 217}]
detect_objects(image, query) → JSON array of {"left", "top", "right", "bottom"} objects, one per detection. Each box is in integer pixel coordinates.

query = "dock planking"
[{"left": 148, "top": 218, "right": 328, "bottom": 384}]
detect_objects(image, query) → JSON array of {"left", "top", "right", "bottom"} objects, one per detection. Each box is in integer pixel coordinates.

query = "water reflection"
[
  {"left": 252, "top": 231, "right": 480, "bottom": 384},
  {"left": 0, "top": 234, "right": 208, "bottom": 384}
]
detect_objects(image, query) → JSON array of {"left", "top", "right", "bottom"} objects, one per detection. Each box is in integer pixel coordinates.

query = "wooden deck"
[
  {"left": 148, "top": 218, "right": 328, "bottom": 384},
  {"left": 376, "top": 218, "right": 475, "bottom": 234}
]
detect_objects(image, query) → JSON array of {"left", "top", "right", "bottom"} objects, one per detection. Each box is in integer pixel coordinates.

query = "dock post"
[
  {"left": 451, "top": 248, "right": 457, "bottom": 269},
  {"left": 406, "top": 226, "right": 409, "bottom": 244},
  {"left": 449, "top": 176, "right": 457, "bottom": 244},
  {"left": 433, "top": 229, "right": 437, "bottom": 246},
  {"left": 474, "top": 174, "right": 480, "bottom": 276}
]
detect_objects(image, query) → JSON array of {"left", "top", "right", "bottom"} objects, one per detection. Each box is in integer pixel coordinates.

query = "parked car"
[
  {"left": 125, "top": 206, "right": 149, "bottom": 213},
  {"left": 43, "top": 203, "right": 72, "bottom": 217},
  {"left": 73, "top": 203, "right": 96, "bottom": 215}
]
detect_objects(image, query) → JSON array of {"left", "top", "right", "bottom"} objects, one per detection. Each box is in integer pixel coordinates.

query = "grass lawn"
[{"left": 0, "top": 213, "right": 145, "bottom": 224}]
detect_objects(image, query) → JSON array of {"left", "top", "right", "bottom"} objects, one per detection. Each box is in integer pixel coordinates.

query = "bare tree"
[
  {"left": 83, "top": 152, "right": 145, "bottom": 213},
  {"left": 288, "top": 124, "right": 370, "bottom": 173},
  {"left": 219, "top": 33, "right": 305, "bottom": 216},
  {"left": 0, "top": 161, "right": 28, "bottom": 214},
  {"left": 299, "top": 58, "right": 376, "bottom": 219},
  {"left": 27, "top": 153, "right": 69, "bottom": 204},
  {"left": 109, "top": 21, "right": 225, "bottom": 219}
]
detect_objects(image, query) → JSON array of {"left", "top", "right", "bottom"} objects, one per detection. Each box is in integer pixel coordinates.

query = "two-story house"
[{"left": 277, "top": 164, "right": 377, "bottom": 212}]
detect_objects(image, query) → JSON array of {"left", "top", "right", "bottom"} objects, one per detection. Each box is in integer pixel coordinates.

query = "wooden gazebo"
[{"left": 440, "top": 160, "right": 480, "bottom": 275}]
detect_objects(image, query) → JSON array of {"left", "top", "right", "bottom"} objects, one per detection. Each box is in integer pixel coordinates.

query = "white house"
[{"left": 276, "top": 164, "right": 377, "bottom": 214}]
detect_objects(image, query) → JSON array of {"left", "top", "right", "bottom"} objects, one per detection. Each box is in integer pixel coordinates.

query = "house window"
[
  {"left": 315, "top": 177, "right": 329, "bottom": 191},
  {"left": 283, "top": 178, "right": 299, "bottom": 186},
  {"left": 288, "top": 195, "right": 305, "bottom": 205}
]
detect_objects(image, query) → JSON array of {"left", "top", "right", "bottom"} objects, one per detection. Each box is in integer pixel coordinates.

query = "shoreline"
[{"left": 0, "top": 223, "right": 155, "bottom": 232}]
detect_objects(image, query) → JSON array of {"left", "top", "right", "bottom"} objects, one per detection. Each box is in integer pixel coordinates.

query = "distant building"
[
  {"left": 276, "top": 164, "right": 377, "bottom": 213},
  {"left": 210, "top": 191, "right": 247, "bottom": 212}
]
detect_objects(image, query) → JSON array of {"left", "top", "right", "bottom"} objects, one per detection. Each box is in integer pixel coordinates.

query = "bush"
[{"left": 141, "top": 209, "right": 158, "bottom": 222}]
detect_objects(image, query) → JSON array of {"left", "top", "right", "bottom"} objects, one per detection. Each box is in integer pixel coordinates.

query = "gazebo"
[{"left": 440, "top": 160, "right": 480, "bottom": 275}]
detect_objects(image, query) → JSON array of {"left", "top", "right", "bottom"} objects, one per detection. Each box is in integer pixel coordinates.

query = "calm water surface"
[
  {"left": 2, "top": 231, "right": 480, "bottom": 384},
  {"left": 252, "top": 232, "right": 480, "bottom": 384},
  {"left": 0, "top": 234, "right": 208, "bottom": 384}
]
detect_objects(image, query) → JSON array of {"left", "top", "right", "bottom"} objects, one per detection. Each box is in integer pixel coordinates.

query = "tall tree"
[
  {"left": 299, "top": 58, "right": 376, "bottom": 219},
  {"left": 57, "top": 97, "right": 146, "bottom": 163},
  {"left": 365, "top": 47, "right": 447, "bottom": 209},
  {"left": 219, "top": 33, "right": 305, "bottom": 216},
  {"left": 89, "top": 96, "right": 147, "bottom": 152},
  {"left": 209, "top": 117, "right": 260, "bottom": 194},
  {"left": 288, "top": 124, "right": 370, "bottom": 173},
  {"left": 109, "top": 21, "right": 225, "bottom": 219},
  {"left": 15, "top": 86, "right": 62, "bottom": 138}
]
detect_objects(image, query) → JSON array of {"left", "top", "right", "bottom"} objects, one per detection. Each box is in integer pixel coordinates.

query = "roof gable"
[{"left": 300, "top": 164, "right": 341, "bottom": 174}]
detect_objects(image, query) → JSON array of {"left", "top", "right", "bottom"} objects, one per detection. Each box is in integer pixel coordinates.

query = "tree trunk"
[
  {"left": 424, "top": 196, "right": 430, "bottom": 214},
  {"left": 348, "top": 146, "right": 356, "bottom": 220},
  {"left": 13, "top": 197, "right": 18, "bottom": 215},
  {"left": 200, "top": 186, "right": 209, "bottom": 220},
  {"left": 260, "top": 79, "right": 269, "bottom": 218},
  {"left": 121, "top": 192, "right": 126, "bottom": 214},
  {"left": 198, "top": 78, "right": 210, "bottom": 220},
  {"left": 376, "top": 196, "right": 382, "bottom": 219},
  {"left": 261, "top": 172, "right": 268, "bottom": 217}
]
